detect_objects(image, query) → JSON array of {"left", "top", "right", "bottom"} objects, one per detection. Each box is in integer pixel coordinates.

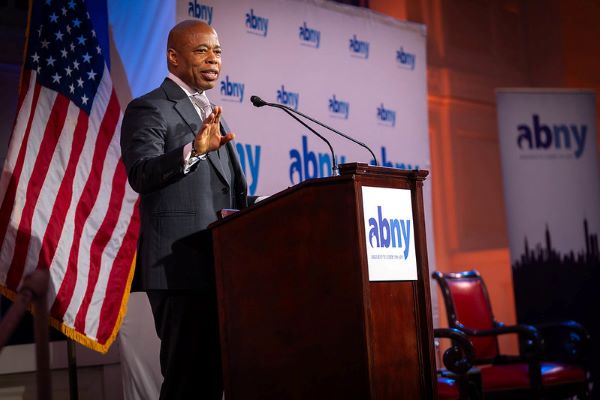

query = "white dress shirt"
[{"left": 167, "top": 72, "right": 211, "bottom": 173}]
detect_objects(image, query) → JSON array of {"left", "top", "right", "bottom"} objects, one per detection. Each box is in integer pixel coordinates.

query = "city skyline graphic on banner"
[
  {"left": 512, "top": 218, "right": 599, "bottom": 390},
  {"left": 513, "top": 219, "right": 599, "bottom": 271}
]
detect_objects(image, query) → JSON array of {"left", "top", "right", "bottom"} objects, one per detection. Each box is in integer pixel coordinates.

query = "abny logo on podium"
[{"left": 362, "top": 187, "right": 417, "bottom": 281}]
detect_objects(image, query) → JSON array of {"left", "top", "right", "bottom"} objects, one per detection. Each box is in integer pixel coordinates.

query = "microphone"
[
  {"left": 250, "top": 96, "right": 267, "bottom": 107},
  {"left": 250, "top": 95, "right": 378, "bottom": 166},
  {"left": 250, "top": 96, "right": 339, "bottom": 176}
]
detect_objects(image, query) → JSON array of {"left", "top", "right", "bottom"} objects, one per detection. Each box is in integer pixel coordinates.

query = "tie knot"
[{"left": 190, "top": 92, "right": 212, "bottom": 119}]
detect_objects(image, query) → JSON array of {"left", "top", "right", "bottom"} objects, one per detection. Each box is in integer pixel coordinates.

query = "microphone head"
[{"left": 250, "top": 95, "right": 267, "bottom": 107}]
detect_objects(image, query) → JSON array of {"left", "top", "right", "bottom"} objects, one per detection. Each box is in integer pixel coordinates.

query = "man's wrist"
[
  {"left": 184, "top": 142, "right": 206, "bottom": 162},
  {"left": 190, "top": 141, "right": 207, "bottom": 160},
  {"left": 191, "top": 141, "right": 201, "bottom": 158}
]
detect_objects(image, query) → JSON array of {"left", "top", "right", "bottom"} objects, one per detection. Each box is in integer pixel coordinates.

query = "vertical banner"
[{"left": 497, "top": 89, "right": 600, "bottom": 389}]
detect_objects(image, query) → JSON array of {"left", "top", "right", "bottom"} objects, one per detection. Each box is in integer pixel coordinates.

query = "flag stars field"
[{"left": 24, "top": 1, "right": 105, "bottom": 113}]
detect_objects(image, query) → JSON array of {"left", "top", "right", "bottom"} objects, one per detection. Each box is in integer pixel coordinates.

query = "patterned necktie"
[
  {"left": 190, "top": 91, "right": 222, "bottom": 158},
  {"left": 190, "top": 92, "right": 212, "bottom": 120}
]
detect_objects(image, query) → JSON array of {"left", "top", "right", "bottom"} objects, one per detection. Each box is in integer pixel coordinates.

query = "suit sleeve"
[{"left": 120, "top": 98, "right": 188, "bottom": 194}]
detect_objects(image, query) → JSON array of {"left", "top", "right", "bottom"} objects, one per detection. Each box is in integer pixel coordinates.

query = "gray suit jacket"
[{"left": 120, "top": 78, "right": 250, "bottom": 290}]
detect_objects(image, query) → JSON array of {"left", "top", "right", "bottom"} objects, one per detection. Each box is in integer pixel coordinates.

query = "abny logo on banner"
[
  {"left": 349, "top": 34, "right": 369, "bottom": 59},
  {"left": 329, "top": 94, "right": 349, "bottom": 119},
  {"left": 276, "top": 84, "right": 299, "bottom": 110},
  {"left": 220, "top": 75, "right": 245, "bottom": 103},
  {"left": 377, "top": 103, "right": 396, "bottom": 127},
  {"left": 516, "top": 114, "right": 588, "bottom": 159},
  {"left": 299, "top": 22, "right": 320, "bottom": 48},
  {"left": 187, "top": 0, "right": 213, "bottom": 24},
  {"left": 396, "top": 46, "right": 416, "bottom": 70},
  {"left": 245, "top": 8, "right": 269, "bottom": 37},
  {"left": 362, "top": 187, "right": 417, "bottom": 281}
]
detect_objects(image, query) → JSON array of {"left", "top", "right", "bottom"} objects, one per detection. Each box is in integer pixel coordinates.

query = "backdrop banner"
[
  {"left": 176, "top": 0, "right": 429, "bottom": 195},
  {"left": 111, "top": 0, "right": 432, "bottom": 398},
  {"left": 497, "top": 88, "right": 600, "bottom": 391}
]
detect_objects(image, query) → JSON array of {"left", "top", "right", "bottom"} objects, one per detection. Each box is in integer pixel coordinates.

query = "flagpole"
[{"left": 67, "top": 339, "right": 79, "bottom": 400}]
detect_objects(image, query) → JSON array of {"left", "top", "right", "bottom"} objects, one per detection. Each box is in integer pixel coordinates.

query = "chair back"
[{"left": 432, "top": 270, "right": 500, "bottom": 363}]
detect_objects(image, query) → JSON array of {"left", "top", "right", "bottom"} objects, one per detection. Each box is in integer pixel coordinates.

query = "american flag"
[{"left": 0, "top": 0, "right": 139, "bottom": 352}]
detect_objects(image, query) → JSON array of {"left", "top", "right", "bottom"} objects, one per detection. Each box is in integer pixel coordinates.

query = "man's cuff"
[
  {"left": 183, "top": 142, "right": 206, "bottom": 174},
  {"left": 183, "top": 142, "right": 193, "bottom": 161}
]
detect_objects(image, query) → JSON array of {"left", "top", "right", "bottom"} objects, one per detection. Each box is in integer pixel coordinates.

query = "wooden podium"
[{"left": 209, "top": 163, "right": 436, "bottom": 399}]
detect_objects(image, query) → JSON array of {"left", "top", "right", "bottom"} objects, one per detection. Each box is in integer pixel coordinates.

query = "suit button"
[{"left": 222, "top": 187, "right": 229, "bottom": 194}]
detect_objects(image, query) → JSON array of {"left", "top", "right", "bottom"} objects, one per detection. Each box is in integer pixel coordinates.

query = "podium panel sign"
[{"left": 362, "top": 186, "right": 417, "bottom": 281}]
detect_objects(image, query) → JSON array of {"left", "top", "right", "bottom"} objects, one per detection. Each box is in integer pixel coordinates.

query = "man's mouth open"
[{"left": 200, "top": 70, "right": 219, "bottom": 80}]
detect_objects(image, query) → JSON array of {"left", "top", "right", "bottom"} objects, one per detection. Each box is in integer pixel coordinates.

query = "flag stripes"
[
  {"left": 51, "top": 85, "right": 121, "bottom": 324},
  {"left": 38, "top": 107, "right": 88, "bottom": 276},
  {"left": 0, "top": 84, "right": 50, "bottom": 280},
  {"left": 18, "top": 101, "right": 81, "bottom": 287},
  {"left": 7, "top": 94, "right": 70, "bottom": 290},
  {"left": 0, "top": 71, "right": 35, "bottom": 207}
]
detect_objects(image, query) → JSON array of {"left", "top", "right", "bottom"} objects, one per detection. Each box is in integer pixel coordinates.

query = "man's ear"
[{"left": 167, "top": 48, "right": 177, "bottom": 67}]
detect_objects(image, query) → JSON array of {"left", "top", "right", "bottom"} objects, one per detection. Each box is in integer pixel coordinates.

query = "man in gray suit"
[{"left": 120, "top": 20, "right": 253, "bottom": 399}]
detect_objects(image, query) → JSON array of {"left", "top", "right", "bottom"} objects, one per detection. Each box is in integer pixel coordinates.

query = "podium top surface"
[
  {"left": 339, "top": 163, "right": 428, "bottom": 180},
  {"left": 209, "top": 163, "right": 428, "bottom": 228}
]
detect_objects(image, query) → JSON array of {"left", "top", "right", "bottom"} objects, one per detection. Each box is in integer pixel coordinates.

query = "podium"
[{"left": 209, "top": 163, "right": 436, "bottom": 399}]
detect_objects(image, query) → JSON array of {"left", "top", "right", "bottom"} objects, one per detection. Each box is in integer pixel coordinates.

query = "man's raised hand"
[{"left": 193, "top": 106, "right": 235, "bottom": 155}]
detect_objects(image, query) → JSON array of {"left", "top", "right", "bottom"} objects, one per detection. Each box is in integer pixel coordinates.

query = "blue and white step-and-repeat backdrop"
[
  {"left": 178, "top": 0, "right": 429, "bottom": 193},
  {"left": 110, "top": 1, "right": 434, "bottom": 397}
]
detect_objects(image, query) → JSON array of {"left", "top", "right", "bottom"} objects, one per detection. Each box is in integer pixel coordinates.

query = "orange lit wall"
[{"left": 369, "top": 0, "right": 600, "bottom": 354}]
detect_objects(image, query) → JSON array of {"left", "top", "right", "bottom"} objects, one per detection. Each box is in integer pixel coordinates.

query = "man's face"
[{"left": 169, "top": 25, "right": 221, "bottom": 91}]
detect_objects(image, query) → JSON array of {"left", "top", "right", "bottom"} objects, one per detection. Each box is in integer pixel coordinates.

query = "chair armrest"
[
  {"left": 535, "top": 320, "right": 590, "bottom": 340},
  {"left": 434, "top": 328, "right": 474, "bottom": 374},
  {"left": 455, "top": 322, "right": 543, "bottom": 358},
  {"left": 456, "top": 322, "right": 540, "bottom": 340},
  {"left": 534, "top": 320, "right": 590, "bottom": 363}
]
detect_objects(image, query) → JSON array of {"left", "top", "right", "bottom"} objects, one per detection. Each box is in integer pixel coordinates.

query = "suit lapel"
[
  {"left": 173, "top": 99, "right": 200, "bottom": 139},
  {"left": 163, "top": 79, "right": 200, "bottom": 139},
  {"left": 161, "top": 78, "right": 229, "bottom": 185},
  {"left": 207, "top": 151, "right": 228, "bottom": 185}
]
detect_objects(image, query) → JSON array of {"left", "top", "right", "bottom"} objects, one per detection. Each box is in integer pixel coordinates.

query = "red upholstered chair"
[
  {"left": 432, "top": 270, "right": 590, "bottom": 400},
  {"left": 435, "top": 328, "right": 480, "bottom": 400},
  {"left": 438, "top": 376, "right": 461, "bottom": 400}
]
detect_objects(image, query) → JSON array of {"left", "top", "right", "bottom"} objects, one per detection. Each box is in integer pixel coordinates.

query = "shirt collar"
[{"left": 167, "top": 72, "right": 204, "bottom": 97}]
